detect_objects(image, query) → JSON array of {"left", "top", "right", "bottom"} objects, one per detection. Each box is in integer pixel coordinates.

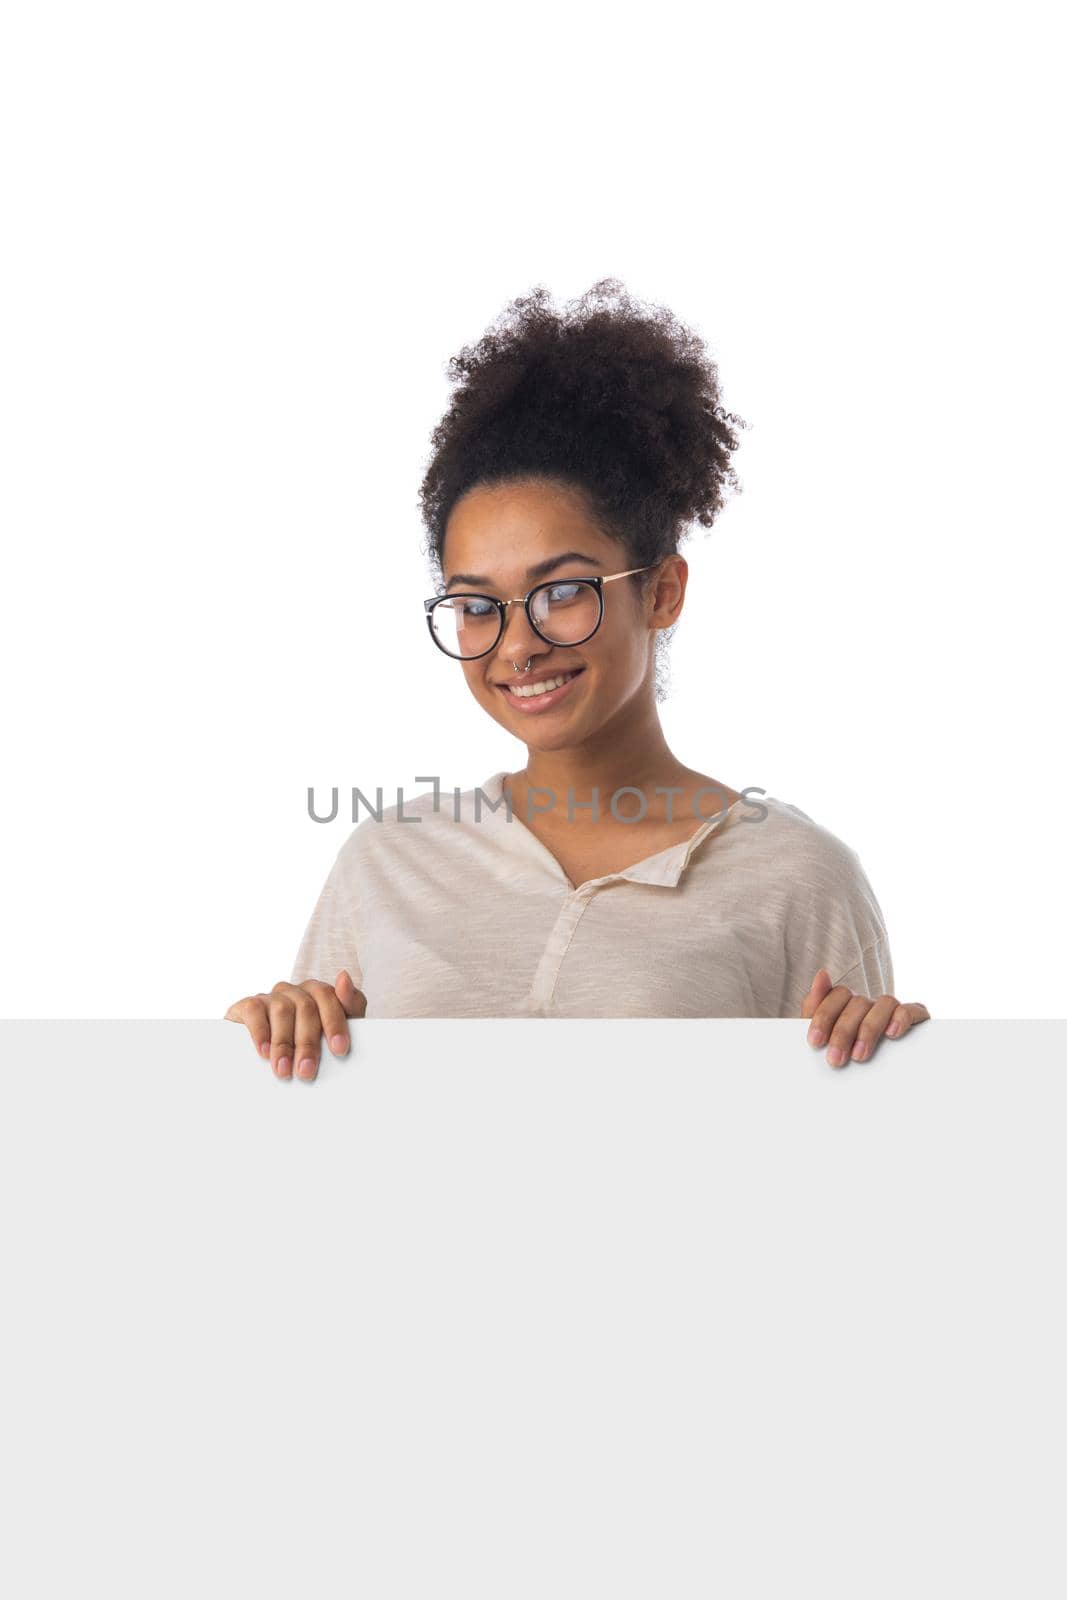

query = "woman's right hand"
[{"left": 224, "top": 969, "right": 367, "bottom": 1081}]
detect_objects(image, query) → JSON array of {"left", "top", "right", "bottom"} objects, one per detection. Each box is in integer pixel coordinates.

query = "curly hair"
[{"left": 418, "top": 277, "right": 749, "bottom": 700}]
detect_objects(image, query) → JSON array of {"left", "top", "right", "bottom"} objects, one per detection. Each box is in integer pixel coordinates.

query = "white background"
[
  {"left": 1, "top": 1, "right": 1063, "bottom": 1018},
  {"left": 2, "top": 1018, "right": 1064, "bottom": 1597}
]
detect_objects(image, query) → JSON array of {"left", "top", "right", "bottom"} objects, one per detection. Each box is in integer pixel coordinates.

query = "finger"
[
  {"left": 335, "top": 969, "right": 368, "bottom": 1019},
  {"left": 806, "top": 982, "right": 855, "bottom": 1047},
  {"left": 825, "top": 994, "right": 875, "bottom": 1067},
  {"left": 299, "top": 979, "right": 354, "bottom": 1055},
  {"left": 224, "top": 995, "right": 273, "bottom": 1061},
  {"left": 885, "top": 1000, "right": 931, "bottom": 1038},
  {"left": 847, "top": 994, "right": 899, "bottom": 1062},
  {"left": 275, "top": 983, "right": 325, "bottom": 1081},
  {"left": 799, "top": 968, "right": 834, "bottom": 1020},
  {"left": 267, "top": 987, "right": 297, "bottom": 1079}
]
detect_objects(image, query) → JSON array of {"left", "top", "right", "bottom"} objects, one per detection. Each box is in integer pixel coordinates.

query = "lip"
[
  {"left": 496, "top": 668, "right": 585, "bottom": 714},
  {"left": 492, "top": 665, "right": 583, "bottom": 686}
]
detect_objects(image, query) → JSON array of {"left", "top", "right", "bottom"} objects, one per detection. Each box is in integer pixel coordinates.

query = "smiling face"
[{"left": 439, "top": 477, "right": 685, "bottom": 751}]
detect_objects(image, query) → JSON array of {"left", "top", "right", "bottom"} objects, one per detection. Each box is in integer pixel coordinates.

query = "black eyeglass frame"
[{"left": 423, "top": 565, "right": 658, "bottom": 661}]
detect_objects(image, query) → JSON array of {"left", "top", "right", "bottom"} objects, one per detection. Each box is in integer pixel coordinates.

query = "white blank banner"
[{"left": 1, "top": 1020, "right": 1064, "bottom": 1598}]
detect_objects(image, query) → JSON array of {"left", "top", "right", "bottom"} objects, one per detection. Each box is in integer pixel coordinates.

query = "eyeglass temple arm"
[{"left": 601, "top": 565, "right": 655, "bottom": 583}]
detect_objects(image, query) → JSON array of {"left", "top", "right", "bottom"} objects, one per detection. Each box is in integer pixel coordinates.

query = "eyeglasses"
[{"left": 424, "top": 566, "right": 659, "bottom": 661}]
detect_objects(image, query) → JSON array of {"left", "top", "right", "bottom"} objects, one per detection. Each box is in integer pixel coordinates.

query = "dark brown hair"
[{"left": 418, "top": 277, "right": 748, "bottom": 698}]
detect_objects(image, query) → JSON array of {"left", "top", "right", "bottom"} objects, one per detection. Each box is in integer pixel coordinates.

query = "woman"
[{"left": 226, "top": 279, "right": 929, "bottom": 1077}]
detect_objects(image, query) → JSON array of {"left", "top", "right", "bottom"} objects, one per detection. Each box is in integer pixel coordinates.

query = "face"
[{"left": 438, "top": 477, "right": 686, "bottom": 750}]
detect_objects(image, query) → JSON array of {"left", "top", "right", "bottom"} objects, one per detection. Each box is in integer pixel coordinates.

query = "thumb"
[
  {"left": 335, "top": 968, "right": 367, "bottom": 1018},
  {"left": 799, "top": 967, "right": 834, "bottom": 1019}
]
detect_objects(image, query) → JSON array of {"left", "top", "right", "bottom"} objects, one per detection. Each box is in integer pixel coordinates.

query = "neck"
[{"left": 510, "top": 701, "right": 693, "bottom": 826}]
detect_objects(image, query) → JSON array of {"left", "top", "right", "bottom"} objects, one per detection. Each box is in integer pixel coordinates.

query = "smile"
[{"left": 499, "top": 669, "right": 585, "bottom": 711}]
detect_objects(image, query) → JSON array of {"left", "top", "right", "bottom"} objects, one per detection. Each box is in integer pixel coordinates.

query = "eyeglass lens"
[{"left": 431, "top": 581, "right": 601, "bottom": 658}]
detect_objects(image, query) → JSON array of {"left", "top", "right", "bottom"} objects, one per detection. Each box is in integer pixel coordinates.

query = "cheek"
[
  {"left": 462, "top": 668, "right": 500, "bottom": 709},
  {"left": 589, "top": 649, "right": 649, "bottom": 714},
  {"left": 595, "top": 627, "right": 645, "bottom": 686}
]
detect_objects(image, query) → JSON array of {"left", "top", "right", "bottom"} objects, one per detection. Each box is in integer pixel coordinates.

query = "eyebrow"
[{"left": 443, "top": 550, "right": 602, "bottom": 593}]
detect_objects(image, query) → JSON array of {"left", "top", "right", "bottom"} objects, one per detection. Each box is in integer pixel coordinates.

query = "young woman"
[{"left": 226, "top": 279, "right": 929, "bottom": 1077}]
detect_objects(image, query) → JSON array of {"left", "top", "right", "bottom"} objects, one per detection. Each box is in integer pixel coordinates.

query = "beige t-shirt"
[{"left": 290, "top": 771, "right": 894, "bottom": 1018}]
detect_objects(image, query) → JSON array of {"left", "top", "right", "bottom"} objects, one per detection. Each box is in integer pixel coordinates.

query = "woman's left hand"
[{"left": 800, "top": 968, "right": 930, "bottom": 1067}]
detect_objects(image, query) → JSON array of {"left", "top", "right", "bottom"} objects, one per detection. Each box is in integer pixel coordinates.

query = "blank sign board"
[{"left": 1, "top": 1019, "right": 1064, "bottom": 1598}]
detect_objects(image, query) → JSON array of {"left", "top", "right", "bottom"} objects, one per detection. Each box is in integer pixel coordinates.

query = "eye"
[
  {"left": 456, "top": 598, "right": 496, "bottom": 619},
  {"left": 546, "top": 582, "right": 584, "bottom": 602}
]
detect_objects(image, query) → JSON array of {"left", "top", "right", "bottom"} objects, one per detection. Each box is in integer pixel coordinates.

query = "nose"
[{"left": 496, "top": 602, "right": 546, "bottom": 670}]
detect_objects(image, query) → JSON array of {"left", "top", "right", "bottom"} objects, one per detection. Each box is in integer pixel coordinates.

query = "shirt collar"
[{"left": 479, "top": 771, "right": 736, "bottom": 889}]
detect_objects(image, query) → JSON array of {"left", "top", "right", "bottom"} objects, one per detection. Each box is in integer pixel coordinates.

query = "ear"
[{"left": 648, "top": 554, "right": 688, "bottom": 629}]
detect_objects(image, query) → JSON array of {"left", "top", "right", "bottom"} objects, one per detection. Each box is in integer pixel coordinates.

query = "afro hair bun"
[{"left": 418, "top": 276, "right": 749, "bottom": 588}]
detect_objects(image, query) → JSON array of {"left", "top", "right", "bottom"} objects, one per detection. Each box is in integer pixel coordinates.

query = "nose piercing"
[{"left": 512, "top": 659, "right": 531, "bottom": 674}]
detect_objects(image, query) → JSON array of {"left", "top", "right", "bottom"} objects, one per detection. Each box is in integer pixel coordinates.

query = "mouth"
[{"left": 496, "top": 668, "right": 585, "bottom": 713}]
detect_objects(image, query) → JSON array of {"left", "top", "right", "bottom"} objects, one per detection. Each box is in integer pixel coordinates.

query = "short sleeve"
[
  {"left": 833, "top": 933, "right": 895, "bottom": 1000},
  {"left": 289, "top": 842, "right": 363, "bottom": 991},
  {"left": 775, "top": 804, "right": 895, "bottom": 1016}
]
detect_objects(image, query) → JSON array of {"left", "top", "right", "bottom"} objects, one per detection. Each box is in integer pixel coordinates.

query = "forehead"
[{"left": 443, "top": 479, "right": 614, "bottom": 579}]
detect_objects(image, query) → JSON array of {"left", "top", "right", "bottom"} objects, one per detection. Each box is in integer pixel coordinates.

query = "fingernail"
[
  {"left": 330, "top": 1033, "right": 347, "bottom": 1053},
  {"left": 259, "top": 1041, "right": 271, "bottom": 1058},
  {"left": 276, "top": 1056, "right": 291, "bottom": 1077},
  {"left": 297, "top": 1058, "right": 316, "bottom": 1079},
  {"left": 886, "top": 1021, "right": 901, "bottom": 1037},
  {"left": 826, "top": 1047, "right": 844, "bottom": 1067},
  {"left": 851, "top": 1040, "right": 868, "bottom": 1061},
  {"left": 808, "top": 1028, "right": 826, "bottom": 1047}
]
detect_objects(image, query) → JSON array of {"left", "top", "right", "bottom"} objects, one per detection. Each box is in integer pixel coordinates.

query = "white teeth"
[{"left": 507, "top": 672, "right": 576, "bottom": 699}]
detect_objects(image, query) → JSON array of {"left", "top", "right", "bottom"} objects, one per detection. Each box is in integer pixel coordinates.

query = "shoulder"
[
  {"left": 748, "top": 796, "right": 893, "bottom": 1001},
  {"left": 331, "top": 774, "right": 503, "bottom": 870},
  {"left": 728, "top": 790, "right": 875, "bottom": 890}
]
